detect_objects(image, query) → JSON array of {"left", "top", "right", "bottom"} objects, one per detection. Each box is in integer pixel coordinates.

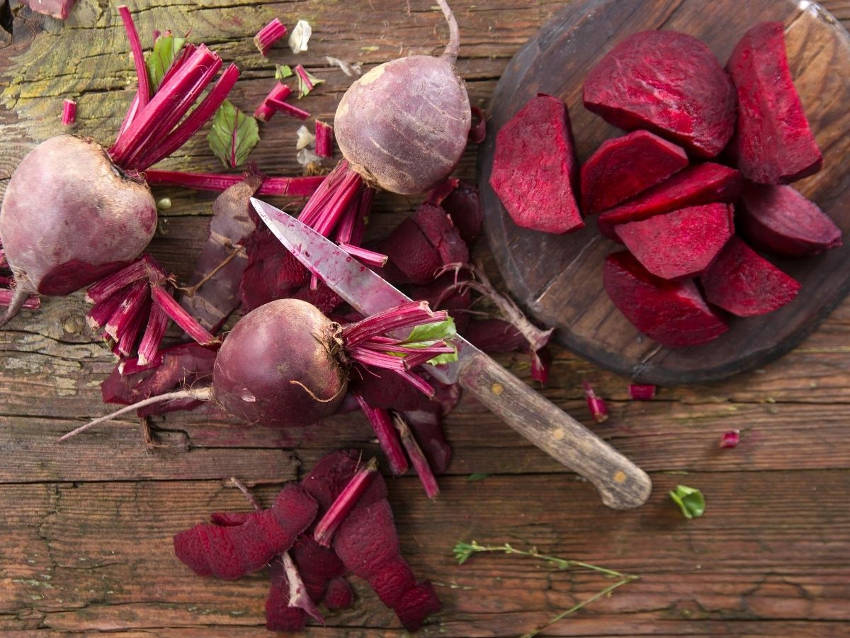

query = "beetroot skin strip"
[
  {"left": 144, "top": 170, "right": 324, "bottom": 197},
  {"left": 356, "top": 396, "right": 409, "bottom": 475}
]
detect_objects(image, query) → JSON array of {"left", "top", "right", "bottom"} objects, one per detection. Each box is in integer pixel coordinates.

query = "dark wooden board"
[{"left": 478, "top": 0, "right": 850, "bottom": 385}]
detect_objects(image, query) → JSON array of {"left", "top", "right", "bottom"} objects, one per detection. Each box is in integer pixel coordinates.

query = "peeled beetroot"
[
  {"left": 580, "top": 130, "right": 688, "bottom": 214},
  {"left": 173, "top": 484, "right": 317, "bottom": 580},
  {"left": 614, "top": 203, "right": 734, "bottom": 280},
  {"left": 489, "top": 94, "right": 582, "bottom": 233},
  {"left": 701, "top": 236, "right": 801, "bottom": 317},
  {"left": 597, "top": 163, "right": 743, "bottom": 239},
  {"left": 603, "top": 251, "right": 728, "bottom": 347},
  {"left": 726, "top": 22, "right": 822, "bottom": 184},
  {"left": 739, "top": 183, "right": 842, "bottom": 256},
  {"left": 583, "top": 30, "right": 736, "bottom": 157}
]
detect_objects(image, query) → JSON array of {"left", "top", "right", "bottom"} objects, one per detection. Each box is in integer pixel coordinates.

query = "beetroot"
[
  {"left": 603, "top": 251, "right": 728, "bottom": 347},
  {"left": 701, "top": 236, "right": 801, "bottom": 316},
  {"left": 333, "top": 0, "right": 470, "bottom": 195},
  {"left": 596, "top": 163, "right": 743, "bottom": 239},
  {"left": 583, "top": 30, "right": 736, "bottom": 157},
  {"left": 0, "top": 10, "right": 238, "bottom": 324},
  {"left": 726, "top": 22, "right": 822, "bottom": 184},
  {"left": 580, "top": 130, "right": 688, "bottom": 214},
  {"left": 173, "top": 484, "right": 317, "bottom": 580},
  {"left": 614, "top": 203, "right": 734, "bottom": 280},
  {"left": 489, "top": 94, "right": 582, "bottom": 233},
  {"left": 739, "top": 183, "right": 842, "bottom": 256}
]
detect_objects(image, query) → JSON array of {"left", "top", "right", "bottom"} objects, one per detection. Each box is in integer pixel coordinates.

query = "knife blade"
[{"left": 251, "top": 197, "right": 651, "bottom": 509}]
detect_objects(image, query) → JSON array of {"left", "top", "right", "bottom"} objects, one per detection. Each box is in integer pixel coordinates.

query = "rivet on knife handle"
[{"left": 457, "top": 348, "right": 652, "bottom": 509}]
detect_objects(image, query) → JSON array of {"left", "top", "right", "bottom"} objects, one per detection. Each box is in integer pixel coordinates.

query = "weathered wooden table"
[{"left": 2, "top": 1, "right": 849, "bottom": 636}]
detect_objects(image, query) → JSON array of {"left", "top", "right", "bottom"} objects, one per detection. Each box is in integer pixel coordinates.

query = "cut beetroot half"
[
  {"left": 583, "top": 31, "right": 736, "bottom": 157},
  {"left": 580, "top": 130, "right": 688, "bottom": 214},
  {"left": 597, "top": 163, "right": 743, "bottom": 239},
  {"left": 603, "top": 251, "right": 728, "bottom": 347},
  {"left": 739, "top": 183, "right": 842, "bottom": 257},
  {"left": 614, "top": 203, "right": 734, "bottom": 280},
  {"left": 701, "top": 236, "right": 801, "bottom": 317},
  {"left": 489, "top": 94, "right": 582, "bottom": 234},
  {"left": 726, "top": 22, "right": 822, "bottom": 184}
]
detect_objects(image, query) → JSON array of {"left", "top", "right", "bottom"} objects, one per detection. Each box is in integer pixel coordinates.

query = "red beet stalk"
[
  {"left": 315, "top": 120, "right": 334, "bottom": 158},
  {"left": 720, "top": 430, "right": 741, "bottom": 448},
  {"left": 254, "top": 83, "right": 293, "bottom": 122},
  {"left": 254, "top": 18, "right": 287, "bottom": 56},
  {"left": 268, "top": 98, "right": 311, "bottom": 121},
  {"left": 61, "top": 99, "right": 77, "bottom": 126},
  {"left": 144, "top": 169, "right": 324, "bottom": 197},
  {"left": 583, "top": 382, "right": 609, "bottom": 424},
  {"left": 394, "top": 413, "right": 440, "bottom": 499},
  {"left": 313, "top": 457, "right": 378, "bottom": 547},
  {"left": 629, "top": 384, "right": 656, "bottom": 400},
  {"left": 356, "top": 397, "right": 409, "bottom": 475}
]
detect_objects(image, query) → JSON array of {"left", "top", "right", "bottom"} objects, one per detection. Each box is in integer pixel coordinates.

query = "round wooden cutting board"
[{"left": 477, "top": 0, "right": 850, "bottom": 385}]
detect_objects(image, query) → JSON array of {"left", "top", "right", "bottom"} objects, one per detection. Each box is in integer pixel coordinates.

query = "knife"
[{"left": 251, "top": 198, "right": 652, "bottom": 509}]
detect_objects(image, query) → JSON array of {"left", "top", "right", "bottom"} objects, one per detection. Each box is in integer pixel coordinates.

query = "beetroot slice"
[
  {"left": 603, "top": 251, "right": 728, "bottom": 347},
  {"left": 739, "top": 183, "right": 842, "bottom": 256},
  {"left": 726, "top": 22, "right": 822, "bottom": 184},
  {"left": 580, "top": 130, "right": 688, "bottom": 214},
  {"left": 583, "top": 31, "right": 736, "bottom": 157},
  {"left": 701, "top": 236, "right": 801, "bottom": 317},
  {"left": 614, "top": 203, "right": 734, "bottom": 280},
  {"left": 597, "top": 163, "right": 743, "bottom": 239},
  {"left": 489, "top": 94, "right": 582, "bottom": 234}
]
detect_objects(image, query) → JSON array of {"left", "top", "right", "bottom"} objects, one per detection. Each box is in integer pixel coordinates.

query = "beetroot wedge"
[
  {"left": 583, "top": 31, "right": 736, "bottom": 157},
  {"left": 726, "top": 22, "right": 822, "bottom": 184},
  {"left": 603, "top": 251, "right": 728, "bottom": 347},
  {"left": 489, "top": 94, "right": 582, "bottom": 234},
  {"left": 701, "top": 236, "right": 800, "bottom": 317},
  {"left": 614, "top": 203, "right": 734, "bottom": 280},
  {"left": 581, "top": 131, "right": 688, "bottom": 214},
  {"left": 597, "top": 163, "right": 742, "bottom": 239},
  {"left": 739, "top": 183, "right": 842, "bottom": 257}
]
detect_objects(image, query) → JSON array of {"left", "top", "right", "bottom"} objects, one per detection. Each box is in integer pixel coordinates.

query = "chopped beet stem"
[
  {"left": 393, "top": 413, "right": 440, "bottom": 499},
  {"left": 151, "top": 286, "right": 219, "bottom": 346},
  {"left": 268, "top": 98, "right": 311, "bottom": 120},
  {"left": 315, "top": 120, "right": 334, "bottom": 157},
  {"left": 86, "top": 255, "right": 162, "bottom": 304},
  {"left": 355, "top": 397, "right": 409, "bottom": 475},
  {"left": 136, "top": 302, "right": 169, "bottom": 365},
  {"left": 58, "top": 386, "right": 213, "bottom": 441},
  {"left": 313, "top": 457, "right": 379, "bottom": 546},
  {"left": 119, "top": 351, "right": 163, "bottom": 376},
  {"left": 254, "top": 83, "right": 292, "bottom": 121},
  {"left": 117, "top": 6, "right": 151, "bottom": 111},
  {"left": 719, "top": 430, "right": 741, "bottom": 448},
  {"left": 628, "top": 384, "right": 656, "bottom": 400},
  {"left": 117, "top": 296, "right": 150, "bottom": 357},
  {"left": 144, "top": 170, "right": 324, "bottom": 196},
  {"left": 0, "top": 288, "right": 40, "bottom": 310},
  {"left": 254, "top": 18, "right": 287, "bottom": 56},
  {"left": 104, "top": 280, "right": 149, "bottom": 341},
  {"left": 134, "top": 64, "right": 240, "bottom": 170},
  {"left": 87, "top": 291, "right": 126, "bottom": 330},
  {"left": 583, "top": 382, "right": 609, "bottom": 424},
  {"left": 61, "top": 99, "right": 77, "bottom": 126}
]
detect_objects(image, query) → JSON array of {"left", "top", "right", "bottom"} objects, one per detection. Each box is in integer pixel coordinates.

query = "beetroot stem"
[
  {"left": 268, "top": 98, "right": 310, "bottom": 120},
  {"left": 254, "top": 83, "right": 292, "bottom": 122},
  {"left": 313, "top": 457, "right": 379, "bottom": 546},
  {"left": 86, "top": 255, "right": 160, "bottom": 304},
  {"left": 0, "top": 288, "right": 40, "bottom": 311},
  {"left": 254, "top": 18, "right": 287, "bottom": 56},
  {"left": 144, "top": 170, "right": 324, "bottom": 196},
  {"left": 62, "top": 99, "right": 77, "bottom": 126},
  {"left": 342, "top": 301, "right": 445, "bottom": 347},
  {"left": 393, "top": 413, "right": 440, "bottom": 499},
  {"left": 151, "top": 286, "right": 218, "bottom": 346},
  {"left": 315, "top": 120, "right": 334, "bottom": 158},
  {"left": 117, "top": 6, "right": 151, "bottom": 110},
  {"left": 104, "top": 280, "right": 149, "bottom": 340},
  {"left": 356, "top": 397, "right": 409, "bottom": 475},
  {"left": 58, "top": 387, "right": 213, "bottom": 441},
  {"left": 117, "top": 296, "right": 151, "bottom": 357},
  {"left": 137, "top": 302, "right": 170, "bottom": 365},
  {"left": 338, "top": 243, "right": 387, "bottom": 268}
]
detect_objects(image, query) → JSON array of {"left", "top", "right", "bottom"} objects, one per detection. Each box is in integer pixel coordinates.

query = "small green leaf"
[
  {"left": 467, "top": 473, "right": 490, "bottom": 482},
  {"left": 207, "top": 100, "right": 260, "bottom": 169},
  {"left": 275, "top": 64, "right": 294, "bottom": 80},
  {"left": 669, "top": 484, "right": 705, "bottom": 519},
  {"left": 404, "top": 318, "right": 456, "bottom": 345},
  {"left": 146, "top": 32, "right": 185, "bottom": 91}
]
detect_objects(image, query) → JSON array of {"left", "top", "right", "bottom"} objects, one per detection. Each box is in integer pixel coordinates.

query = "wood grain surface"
[
  {"left": 2, "top": 1, "right": 850, "bottom": 636},
  {"left": 478, "top": 0, "right": 850, "bottom": 385}
]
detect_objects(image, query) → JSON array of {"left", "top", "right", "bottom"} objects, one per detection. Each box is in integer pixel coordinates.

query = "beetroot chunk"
[
  {"left": 739, "top": 183, "right": 842, "bottom": 256},
  {"left": 583, "top": 31, "right": 736, "bottom": 157},
  {"left": 701, "top": 236, "right": 801, "bottom": 317},
  {"left": 324, "top": 576, "right": 354, "bottom": 609},
  {"left": 581, "top": 131, "right": 688, "bottom": 214},
  {"left": 597, "top": 163, "right": 742, "bottom": 239},
  {"left": 726, "top": 22, "right": 822, "bottom": 184},
  {"left": 603, "top": 251, "right": 728, "bottom": 347},
  {"left": 489, "top": 94, "right": 582, "bottom": 233},
  {"left": 614, "top": 203, "right": 734, "bottom": 280}
]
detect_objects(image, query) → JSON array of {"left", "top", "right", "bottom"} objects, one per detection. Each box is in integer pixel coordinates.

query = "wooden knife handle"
[{"left": 457, "top": 348, "right": 652, "bottom": 509}]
